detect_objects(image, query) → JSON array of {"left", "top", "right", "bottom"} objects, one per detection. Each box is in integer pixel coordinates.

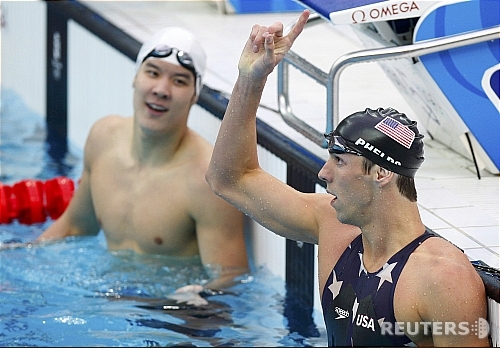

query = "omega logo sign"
[{"left": 351, "top": 1, "right": 420, "bottom": 23}]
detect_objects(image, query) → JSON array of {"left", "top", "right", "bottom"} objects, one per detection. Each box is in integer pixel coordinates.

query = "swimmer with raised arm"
[
  {"left": 206, "top": 10, "right": 489, "bottom": 346},
  {"left": 6, "top": 26, "right": 249, "bottom": 293}
]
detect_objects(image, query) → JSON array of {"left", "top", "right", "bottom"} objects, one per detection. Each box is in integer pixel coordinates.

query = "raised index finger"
[{"left": 287, "top": 9, "right": 310, "bottom": 44}]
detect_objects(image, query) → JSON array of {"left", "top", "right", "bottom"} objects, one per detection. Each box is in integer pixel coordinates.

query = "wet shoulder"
[
  {"left": 399, "top": 233, "right": 487, "bottom": 345},
  {"left": 188, "top": 128, "right": 213, "bottom": 156},
  {"left": 85, "top": 115, "right": 130, "bottom": 162},
  {"left": 180, "top": 129, "right": 213, "bottom": 169},
  {"left": 88, "top": 115, "right": 130, "bottom": 143},
  {"left": 406, "top": 235, "right": 479, "bottom": 285}
]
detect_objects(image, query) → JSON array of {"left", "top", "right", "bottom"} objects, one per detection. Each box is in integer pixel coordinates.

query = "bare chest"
[{"left": 90, "top": 160, "right": 198, "bottom": 256}]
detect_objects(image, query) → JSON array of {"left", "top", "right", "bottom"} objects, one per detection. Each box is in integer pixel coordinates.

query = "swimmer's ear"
[
  {"left": 375, "top": 166, "right": 394, "bottom": 187},
  {"left": 190, "top": 93, "right": 199, "bottom": 106},
  {"left": 132, "top": 74, "right": 138, "bottom": 88}
]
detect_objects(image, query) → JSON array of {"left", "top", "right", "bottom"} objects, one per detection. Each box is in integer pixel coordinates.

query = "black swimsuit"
[{"left": 321, "top": 230, "right": 437, "bottom": 346}]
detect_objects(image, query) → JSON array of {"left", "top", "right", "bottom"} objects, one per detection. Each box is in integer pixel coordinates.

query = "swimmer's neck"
[
  {"left": 131, "top": 123, "right": 191, "bottom": 165},
  {"left": 360, "top": 220, "right": 426, "bottom": 272}
]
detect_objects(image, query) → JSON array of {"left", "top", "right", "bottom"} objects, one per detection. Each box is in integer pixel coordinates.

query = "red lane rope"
[{"left": 0, "top": 177, "right": 75, "bottom": 224}]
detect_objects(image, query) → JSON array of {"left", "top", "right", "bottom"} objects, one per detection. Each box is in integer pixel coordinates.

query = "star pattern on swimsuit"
[
  {"left": 376, "top": 262, "right": 397, "bottom": 290},
  {"left": 328, "top": 270, "right": 343, "bottom": 300},
  {"left": 352, "top": 297, "right": 359, "bottom": 323},
  {"left": 358, "top": 252, "right": 366, "bottom": 276},
  {"left": 378, "top": 317, "right": 386, "bottom": 329}
]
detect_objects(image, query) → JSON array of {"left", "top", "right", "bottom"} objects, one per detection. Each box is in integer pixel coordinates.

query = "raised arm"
[{"left": 206, "top": 10, "right": 328, "bottom": 244}]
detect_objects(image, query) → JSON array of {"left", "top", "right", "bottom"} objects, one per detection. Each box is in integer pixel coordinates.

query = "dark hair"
[{"left": 362, "top": 158, "right": 417, "bottom": 202}]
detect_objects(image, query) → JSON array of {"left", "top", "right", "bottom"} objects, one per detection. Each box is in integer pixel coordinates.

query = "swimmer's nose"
[
  {"left": 153, "top": 89, "right": 168, "bottom": 99},
  {"left": 318, "top": 161, "right": 331, "bottom": 183},
  {"left": 152, "top": 78, "right": 171, "bottom": 99}
]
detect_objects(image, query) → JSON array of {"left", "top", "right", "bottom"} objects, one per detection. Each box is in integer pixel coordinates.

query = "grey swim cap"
[
  {"left": 135, "top": 27, "right": 206, "bottom": 96},
  {"left": 330, "top": 107, "right": 425, "bottom": 178}
]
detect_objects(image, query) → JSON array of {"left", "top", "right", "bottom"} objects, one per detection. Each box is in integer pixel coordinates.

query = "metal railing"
[{"left": 278, "top": 14, "right": 500, "bottom": 148}]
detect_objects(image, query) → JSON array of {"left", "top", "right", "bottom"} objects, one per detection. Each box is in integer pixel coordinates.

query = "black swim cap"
[{"left": 332, "top": 107, "right": 425, "bottom": 178}]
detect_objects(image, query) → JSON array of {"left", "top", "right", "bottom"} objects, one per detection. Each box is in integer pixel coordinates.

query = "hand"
[
  {"left": 238, "top": 9, "right": 310, "bottom": 79},
  {"left": 168, "top": 284, "right": 209, "bottom": 306}
]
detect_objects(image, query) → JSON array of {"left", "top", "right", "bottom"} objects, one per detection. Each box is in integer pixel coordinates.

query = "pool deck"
[{"left": 81, "top": 0, "right": 499, "bottom": 269}]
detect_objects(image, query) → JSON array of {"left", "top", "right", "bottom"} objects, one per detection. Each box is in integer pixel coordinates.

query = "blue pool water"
[
  {"left": 0, "top": 90, "right": 82, "bottom": 184},
  {"left": 0, "top": 89, "right": 326, "bottom": 346}
]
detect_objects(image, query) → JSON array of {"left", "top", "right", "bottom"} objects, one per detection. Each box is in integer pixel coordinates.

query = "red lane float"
[
  {"left": 0, "top": 176, "right": 75, "bottom": 224},
  {"left": 14, "top": 179, "right": 45, "bottom": 224},
  {"left": 44, "top": 177, "right": 75, "bottom": 220}
]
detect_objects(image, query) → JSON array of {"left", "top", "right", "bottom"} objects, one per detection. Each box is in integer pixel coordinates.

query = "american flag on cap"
[{"left": 374, "top": 116, "right": 415, "bottom": 149}]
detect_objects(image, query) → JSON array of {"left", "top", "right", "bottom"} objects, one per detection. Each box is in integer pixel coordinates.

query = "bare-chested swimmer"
[{"left": 15, "top": 26, "right": 249, "bottom": 295}]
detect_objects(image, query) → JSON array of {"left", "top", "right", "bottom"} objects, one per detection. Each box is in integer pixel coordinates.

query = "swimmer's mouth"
[
  {"left": 326, "top": 190, "right": 337, "bottom": 202},
  {"left": 147, "top": 102, "right": 168, "bottom": 112}
]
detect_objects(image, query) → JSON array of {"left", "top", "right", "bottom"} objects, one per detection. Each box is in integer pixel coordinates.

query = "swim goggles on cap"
[
  {"left": 325, "top": 132, "right": 362, "bottom": 156},
  {"left": 142, "top": 45, "right": 197, "bottom": 77}
]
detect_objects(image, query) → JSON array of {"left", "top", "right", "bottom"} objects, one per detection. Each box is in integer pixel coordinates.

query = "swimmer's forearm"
[
  {"left": 36, "top": 214, "right": 98, "bottom": 241},
  {"left": 1, "top": 223, "right": 77, "bottom": 250},
  {"left": 0, "top": 239, "right": 57, "bottom": 251},
  {"left": 0, "top": 241, "right": 34, "bottom": 251},
  {"left": 203, "top": 266, "right": 250, "bottom": 290},
  {"left": 176, "top": 267, "right": 249, "bottom": 294},
  {"left": 206, "top": 76, "right": 265, "bottom": 197}
]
